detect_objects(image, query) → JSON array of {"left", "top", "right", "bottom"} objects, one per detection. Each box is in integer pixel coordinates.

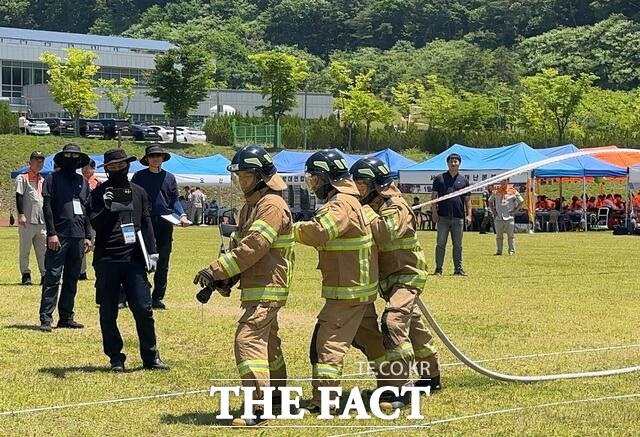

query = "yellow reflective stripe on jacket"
[
  {"left": 386, "top": 342, "right": 415, "bottom": 361},
  {"left": 359, "top": 247, "right": 370, "bottom": 285},
  {"left": 272, "top": 233, "right": 294, "bottom": 248},
  {"left": 381, "top": 209, "right": 400, "bottom": 240},
  {"left": 414, "top": 341, "right": 437, "bottom": 359},
  {"left": 321, "top": 281, "right": 379, "bottom": 300},
  {"left": 313, "top": 363, "right": 343, "bottom": 379},
  {"left": 378, "top": 236, "right": 420, "bottom": 252},
  {"left": 248, "top": 219, "right": 278, "bottom": 244},
  {"left": 237, "top": 359, "right": 269, "bottom": 377},
  {"left": 380, "top": 274, "right": 427, "bottom": 294},
  {"left": 318, "top": 212, "right": 339, "bottom": 240},
  {"left": 319, "top": 235, "right": 374, "bottom": 251},
  {"left": 368, "top": 354, "right": 387, "bottom": 371},
  {"left": 270, "top": 355, "right": 285, "bottom": 371},
  {"left": 240, "top": 287, "right": 289, "bottom": 301},
  {"left": 219, "top": 253, "right": 241, "bottom": 277},
  {"left": 362, "top": 205, "right": 379, "bottom": 223}
]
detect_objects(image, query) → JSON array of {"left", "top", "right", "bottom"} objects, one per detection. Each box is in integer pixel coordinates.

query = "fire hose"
[{"left": 412, "top": 148, "right": 640, "bottom": 382}]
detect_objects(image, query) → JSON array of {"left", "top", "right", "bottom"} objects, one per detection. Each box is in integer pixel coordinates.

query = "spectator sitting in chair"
[
  {"left": 586, "top": 196, "right": 596, "bottom": 211},
  {"left": 412, "top": 196, "right": 429, "bottom": 230},
  {"left": 568, "top": 196, "right": 583, "bottom": 211},
  {"left": 613, "top": 194, "right": 625, "bottom": 211}
]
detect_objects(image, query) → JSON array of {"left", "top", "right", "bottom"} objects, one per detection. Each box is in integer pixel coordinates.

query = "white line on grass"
[
  {"left": 0, "top": 390, "right": 208, "bottom": 417},
  {"left": 327, "top": 392, "right": 640, "bottom": 437},
  {"left": 2, "top": 343, "right": 639, "bottom": 418}
]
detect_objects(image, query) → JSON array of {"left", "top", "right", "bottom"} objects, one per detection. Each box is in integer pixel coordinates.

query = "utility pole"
[{"left": 303, "top": 88, "right": 308, "bottom": 150}]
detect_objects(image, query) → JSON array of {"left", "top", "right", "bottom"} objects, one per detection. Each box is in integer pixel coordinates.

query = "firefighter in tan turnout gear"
[
  {"left": 193, "top": 145, "right": 294, "bottom": 427},
  {"left": 293, "top": 149, "right": 387, "bottom": 414},
  {"left": 350, "top": 156, "right": 442, "bottom": 410}
]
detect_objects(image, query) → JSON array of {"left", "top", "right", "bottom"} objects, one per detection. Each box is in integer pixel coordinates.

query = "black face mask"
[
  {"left": 60, "top": 157, "right": 79, "bottom": 171},
  {"left": 107, "top": 166, "right": 129, "bottom": 185}
]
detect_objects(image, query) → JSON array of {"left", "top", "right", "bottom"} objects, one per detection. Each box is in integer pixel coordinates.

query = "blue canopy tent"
[
  {"left": 533, "top": 144, "right": 626, "bottom": 178},
  {"left": 12, "top": 152, "right": 231, "bottom": 185},
  {"left": 398, "top": 143, "right": 576, "bottom": 189},
  {"left": 272, "top": 148, "right": 416, "bottom": 181}
]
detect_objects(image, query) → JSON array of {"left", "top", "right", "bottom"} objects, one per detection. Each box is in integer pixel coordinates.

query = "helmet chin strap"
[
  {"left": 242, "top": 173, "right": 266, "bottom": 196},
  {"left": 361, "top": 188, "right": 379, "bottom": 205}
]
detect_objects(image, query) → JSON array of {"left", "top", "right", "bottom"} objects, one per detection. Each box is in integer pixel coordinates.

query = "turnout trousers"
[
  {"left": 381, "top": 284, "right": 440, "bottom": 387},
  {"left": 234, "top": 302, "right": 287, "bottom": 401},
  {"left": 309, "top": 299, "right": 387, "bottom": 407},
  {"left": 95, "top": 261, "right": 159, "bottom": 365}
]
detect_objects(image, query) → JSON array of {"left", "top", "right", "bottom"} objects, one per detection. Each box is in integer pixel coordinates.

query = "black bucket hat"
[
  {"left": 99, "top": 148, "right": 137, "bottom": 168},
  {"left": 53, "top": 143, "right": 90, "bottom": 169},
  {"left": 140, "top": 144, "right": 171, "bottom": 166}
]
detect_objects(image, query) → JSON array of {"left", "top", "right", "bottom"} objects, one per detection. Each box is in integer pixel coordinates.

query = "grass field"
[{"left": 0, "top": 226, "right": 639, "bottom": 435}]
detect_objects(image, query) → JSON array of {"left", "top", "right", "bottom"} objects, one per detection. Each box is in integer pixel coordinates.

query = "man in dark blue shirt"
[
  {"left": 39, "top": 144, "right": 92, "bottom": 332},
  {"left": 132, "top": 144, "right": 190, "bottom": 309},
  {"left": 431, "top": 153, "right": 472, "bottom": 276}
]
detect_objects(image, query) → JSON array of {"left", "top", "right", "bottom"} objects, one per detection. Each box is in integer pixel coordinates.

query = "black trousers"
[
  {"left": 150, "top": 216, "right": 174, "bottom": 302},
  {"left": 39, "top": 237, "right": 83, "bottom": 324},
  {"left": 95, "top": 261, "right": 159, "bottom": 365}
]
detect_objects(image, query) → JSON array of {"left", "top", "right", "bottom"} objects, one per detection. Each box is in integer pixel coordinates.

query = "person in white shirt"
[{"left": 489, "top": 179, "right": 524, "bottom": 256}]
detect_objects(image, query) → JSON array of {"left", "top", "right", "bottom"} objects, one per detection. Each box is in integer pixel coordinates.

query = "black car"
[
  {"left": 36, "top": 118, "right": 74, "bottom": 136},
  {"left": 129, "top": 124, "right": 162, "bottom": 141},
  {"left": 79, "top": 119, "right": 105, "bottom": 138},
  {"left": 98, "top": 119, "right": 132, "bottom": 140}
]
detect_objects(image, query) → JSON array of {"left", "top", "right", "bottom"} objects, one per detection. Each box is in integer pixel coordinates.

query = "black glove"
[
  {"left": 193, "top": 267, "right": 215, "bottom": 289},
  {"left": 103, "top": 188, "right": 114, "bottom": 210}
]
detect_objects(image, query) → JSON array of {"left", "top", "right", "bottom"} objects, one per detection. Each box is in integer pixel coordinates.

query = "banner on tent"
[{"left": 399, "top": 170, "right": 528, "bottom": 193}]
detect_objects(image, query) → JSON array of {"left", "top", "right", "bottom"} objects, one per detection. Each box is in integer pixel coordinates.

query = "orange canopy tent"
[{"left": 591, "top": 146, "right": 640, "bottom": 168}]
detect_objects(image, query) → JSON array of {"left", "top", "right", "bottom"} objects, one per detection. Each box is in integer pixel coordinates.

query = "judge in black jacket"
[{"left": 89, "top": 149, "right": 169, "bottom": 372}]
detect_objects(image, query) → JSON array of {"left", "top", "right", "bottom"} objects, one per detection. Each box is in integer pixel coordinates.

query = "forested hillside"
[{"left": 3, "top": 1, "right": 640, "bottom": 150}]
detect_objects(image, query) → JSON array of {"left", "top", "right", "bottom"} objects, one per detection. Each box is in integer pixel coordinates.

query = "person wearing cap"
[
  {"left": 488, "top": 178, "right": 524, "bottom": 256},
  {"left": 193, "top": 145, "right": 294, "bottom": 427},
  {"left": 88, "top": 149, "right": 168, "bottom": 372},
  {"left": 15, "top": 151, "right": 47, "bottom": 285},
  {"left": 132, "top": 144, "right": 190, "bottom": 310},
  {"left": 431, "top": 153, "right": 471, "bottom": 276},
  {"left": 79, "top": 159, "right": 101, "bottom": 281},
  {"left": 39, "top": 144, "right": 93, "bottom": 332},
  {"left": 350, "top": 157, "right": 441, "bottom": 411},
  {"left": 292, "top": 149, "right": 387, "bottom": 415}
]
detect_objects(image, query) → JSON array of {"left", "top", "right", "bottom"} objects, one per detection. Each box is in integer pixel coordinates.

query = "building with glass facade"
[{"left": 0, "top": 26, "right": 333, "bottom": 121}]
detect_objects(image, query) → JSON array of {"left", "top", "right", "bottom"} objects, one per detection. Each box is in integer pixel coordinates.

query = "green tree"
[
  {"left": 146, "top": 46, "right": 216, "bottom": 143},
  {"left": 40, "top": 48, "right": 101, "bottom": 136},
  {"left": 0, "top": 102, "right": 18, "bottom": 134},
  {"left": 341, "top": 70, "right": 394, "bottom": 151},
  {"left": 98, "top": 78, "right": 137, "bottom": 119},
  {"left": 391, "top": 80, "right": 422, "bottom": 129},
  {"left": 521, "top": 69, "right": 596, "bottom": 144},
  {"left": 416, "top": 75, "right": 458, "bottom": 146},
  {"left": 249, "top": 51, "right": 310, "bottom": 148}
]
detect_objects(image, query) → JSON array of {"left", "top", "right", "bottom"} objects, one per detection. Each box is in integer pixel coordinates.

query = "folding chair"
[
  {"left": 590, "top": 208, "right": 610, "bottom": 231},
  {"left": 219, "top": 223, "right": 238, "bottom": 254}
]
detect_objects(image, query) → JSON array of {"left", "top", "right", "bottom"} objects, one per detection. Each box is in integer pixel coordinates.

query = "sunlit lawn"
[{"left": 0, "top": 226, "right": 639, "bottom": 435}]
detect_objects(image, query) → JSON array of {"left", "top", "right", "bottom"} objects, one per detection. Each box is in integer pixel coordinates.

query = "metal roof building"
[{"left": 1, "top": 26, "right": 333, "bottom": 122}]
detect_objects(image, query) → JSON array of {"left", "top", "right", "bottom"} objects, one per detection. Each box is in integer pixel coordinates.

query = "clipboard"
[{"left": 137, "top": 230, "right": 152, "bottom": 272}]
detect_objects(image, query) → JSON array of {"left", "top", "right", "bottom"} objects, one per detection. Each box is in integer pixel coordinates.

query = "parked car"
[
  {"left": 79, "top": 119, "right": 105, "bottom": 138},
  {"left": 147, "top": 125, "right": 174, "bottom": 142},
  {"left": 175, "top": 126, "right": 207, "bottom": 143},
  {"left": 130, "top": 124, "right": 162, "bottom": 141},
  {"left": 98, "top": 119, "right": 131, "bottom": 140},
  {"left": 41, "top": 118, "right": 74, "bottom": 136},
  {"left": 25, "top": 120, "right": 51, "bottom": 135}
]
